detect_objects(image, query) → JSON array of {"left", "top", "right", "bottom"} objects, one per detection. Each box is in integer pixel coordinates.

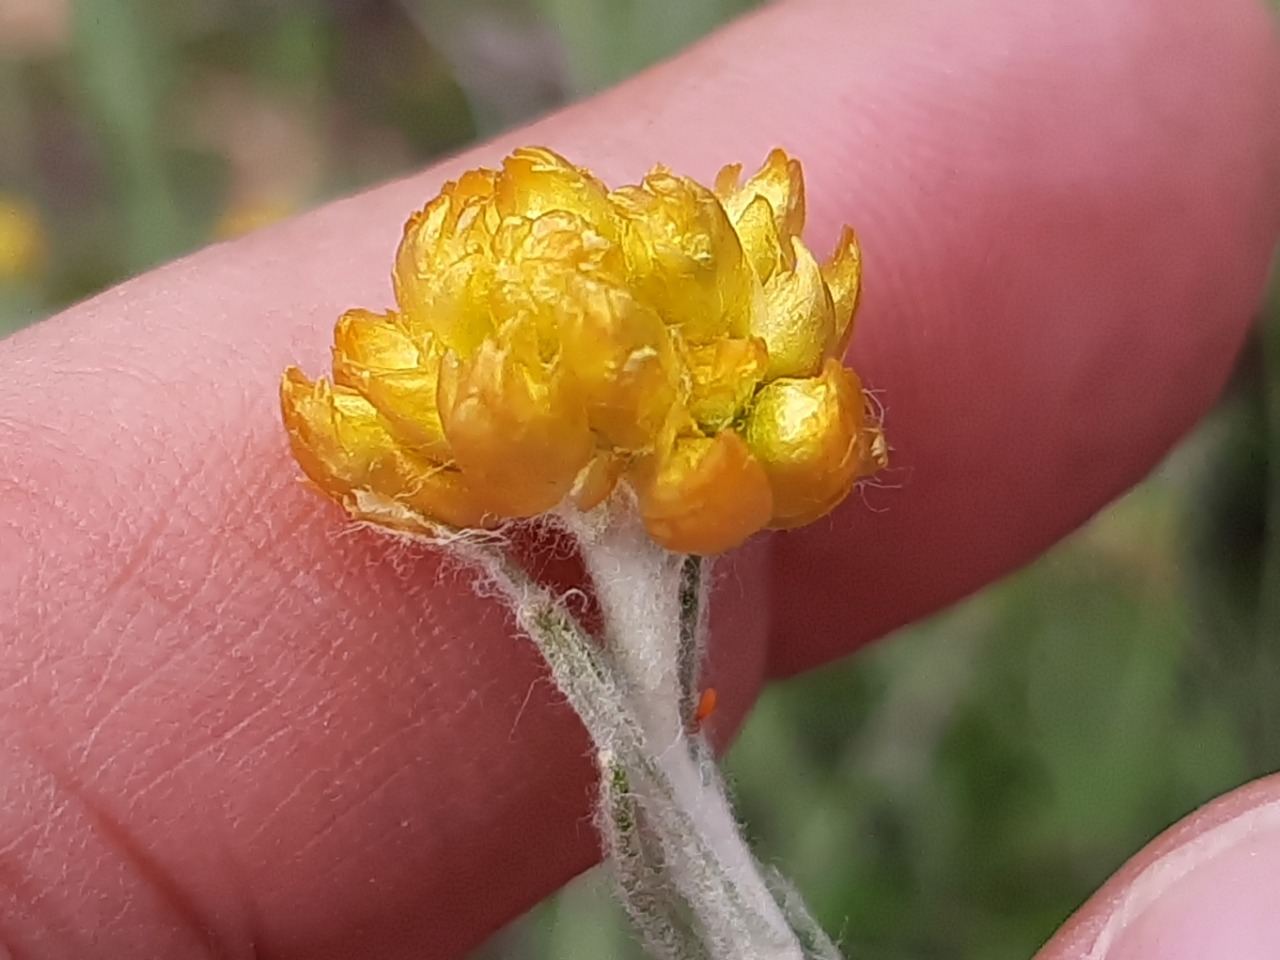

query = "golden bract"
[{"left": 281, "top": 147, "right": 886, "bottom": 554}]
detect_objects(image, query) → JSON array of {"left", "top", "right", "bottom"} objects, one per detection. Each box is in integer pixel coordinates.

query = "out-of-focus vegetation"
[
  {"left": 2, "top": 1, "right": 1277, "bottom": 957},
  {"left": 0, "top": 0, "right": 760, "bottom": 335}
]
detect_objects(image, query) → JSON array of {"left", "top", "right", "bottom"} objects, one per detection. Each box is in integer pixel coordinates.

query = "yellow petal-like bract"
[{"left": 282, "top": 147, "right": 885, "bottom": 554}]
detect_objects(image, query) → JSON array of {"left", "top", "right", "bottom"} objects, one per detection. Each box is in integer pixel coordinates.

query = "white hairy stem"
[
  {"left": 454, "top": 523, "right": 813, "bottom": 960},
  {"left": 562, "top": 504, "right": 686, "bottom": 739},
  {"left": 564, "top": 505, "right": 804, "bottom": 959}
]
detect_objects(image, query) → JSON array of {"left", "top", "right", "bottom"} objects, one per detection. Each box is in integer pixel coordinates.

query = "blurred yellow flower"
[
  {"left": 213, "top": 195, "right": 296, "bottom": 240},
  {"left": 0, "top": 194, "right": 46, "bottom": 282},
  {"left": 282, "top": 147, "right": 886, "bottom": 554}
]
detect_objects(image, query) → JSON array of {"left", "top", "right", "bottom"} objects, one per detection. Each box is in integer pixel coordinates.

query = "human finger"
[
  {"left": 1, "top": 0, "right": 1277, "bottom": 956},
  {"left": 765, "top": 0, "right": 1280, "bottom": 674},
  {"left": 1035, "top": 774, "right": 1280, "bottom": 960}
]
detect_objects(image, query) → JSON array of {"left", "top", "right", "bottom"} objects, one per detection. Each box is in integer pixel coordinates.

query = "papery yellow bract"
[
  {"left": 437, "top": 331, "right": 594, "bottom": 517},
  {"left": 496, "top": 147, "right": 620, "bottom": 241},
  {"left": 638, "top": 431, "right": 775, "bottom": 555},
  {"left": 393, "top": 170, "right": 501, "bottom": 356},
  {"left": 744, "top": 359, "right": 866, "bottom": 529},
  {"left": 281, "top": 147, "right": 886, "bottom": 554},
  {"left": 683, "top": 338, "right": 769, "bottom": 434},
  {"left": 280, "top": 368, "right": 491, "bottom": 532},
  {"left": 611, "top": 169, "right": 757, "bottom": 343},
  {"left": 715, "top": 148, "right": 806, "bottom": 245},
  {"left": 331, "top": 309, "right": 453, "bottom": 462},
  {"left": 754, "top": 239, "right": 836, "bottom": 379},
  {"left": 558, "top": 280, "right": 677, "bottom": 450}
]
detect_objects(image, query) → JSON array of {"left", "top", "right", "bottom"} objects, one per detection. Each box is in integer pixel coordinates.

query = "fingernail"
[{"left": 1090, "top": 796, "right": 1280, "bottom": 959}]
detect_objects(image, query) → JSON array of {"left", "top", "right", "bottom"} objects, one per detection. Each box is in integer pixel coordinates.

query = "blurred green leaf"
[
  {"left": 532, "top": 0, "right": 760, "bottom": 94},
  {"left": 69, "top": 0, "right": 184, "bottom": 271},
  {"left": 0, "top": 284, "right": 42, "bottom": 337},
  {"left": 1257, "top": 269, "right": 1280, "bottom": 759}
]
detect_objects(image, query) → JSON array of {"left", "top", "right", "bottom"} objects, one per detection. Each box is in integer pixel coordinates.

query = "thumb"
[{"left": 1039, "top": 775, "right": 1280, "bottom": 959}]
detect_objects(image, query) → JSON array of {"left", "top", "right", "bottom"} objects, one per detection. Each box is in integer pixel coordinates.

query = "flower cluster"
[{"left": 281, "top": 147, "right": 885, "bottom": 554}]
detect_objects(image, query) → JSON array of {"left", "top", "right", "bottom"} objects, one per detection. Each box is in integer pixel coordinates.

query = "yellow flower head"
[
  {"left": 0, "top": 194, "right": 47, "bottom": 282},
  {"left": 281, "top": 147, "right": 886, "bottom": 554}
]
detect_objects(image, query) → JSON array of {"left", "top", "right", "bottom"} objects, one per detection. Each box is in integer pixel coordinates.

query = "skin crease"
[{"left": 0, "top": 0, "right": 1276, "bottom": 957}]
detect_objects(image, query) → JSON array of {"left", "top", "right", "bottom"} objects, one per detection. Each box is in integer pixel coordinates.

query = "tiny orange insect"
[{"left": 692, "top": 687, "right": 718, "bottom": 730}]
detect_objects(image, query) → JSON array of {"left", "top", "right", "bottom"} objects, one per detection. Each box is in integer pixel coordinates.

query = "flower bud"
[
  {"left": 437, "top": 335, "right": 593, "bottom": 517},
  {"left": 394, "top": 172, "right": 500, "bottom": 356},
  {"left": 558, "top": 277, "right": 678, "bottom": 450},
  {"left": 637, "top": 430, "right": 773, "bottom": 554},
  {"left": 496, "top": 147, "right": 620, "bottom": 242},
  {"left": 744, "top": 359, "right": 867, "bottom": 529},
  {"left": 279, "top": 368, "right": 489, "bottom": 531},
  {"left": 715, "top": 148, "right": 806, "bottom": 246},
  {"left": 729, "top": 193, "right": 793, "bottom": 284},
  {"left": 753, "top": 238, "right": 835, "bottom": 379},
  {"left": 683, "top": 337, "right": 769, "bottom": 434},
  {"left": 331, "top": 309, "right": 452, "bottom": 461},
  {"left": 612, "top": 170, "right": 756, "bottom": 342}
]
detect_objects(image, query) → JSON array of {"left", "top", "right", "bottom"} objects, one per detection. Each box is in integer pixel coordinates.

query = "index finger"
[
  {"left": 0, "top": 0, "right": 1276, "bottom": 957},
  {"left": 764, "top": 0, "right": 1280, "bottom": 674}
]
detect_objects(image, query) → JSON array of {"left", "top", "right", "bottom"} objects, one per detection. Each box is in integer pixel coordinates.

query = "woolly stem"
[
  {"left": 677, "top": 554, "right": 706, "bottom": 722},
  {"left": 454, "top": 527, "right": 817, "bottom": 960},
  {"left": 676, "top": 553, "right": 719, "bottom": 783},
  {"left": 561, "top": 506, "right": 805, "bottom": 959},
  {"left": 599, "top": 754, "right": 707, "bottom": 960}
]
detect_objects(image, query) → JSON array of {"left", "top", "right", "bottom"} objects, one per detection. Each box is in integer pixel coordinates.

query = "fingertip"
[
  {"left": 767, "top": 0, "right": 1280, "bottom": 674},
  {"left": 1038, "top": 776, "right": 1280, "bottom": 960}
]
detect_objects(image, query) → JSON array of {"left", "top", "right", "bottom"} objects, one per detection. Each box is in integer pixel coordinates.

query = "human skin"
[{"left": 0, "top": 0, "right": 1277, "bottom": 956}]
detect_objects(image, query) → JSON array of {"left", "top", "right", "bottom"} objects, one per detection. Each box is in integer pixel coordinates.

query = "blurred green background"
[{"left": 1, "top": 1, "right": 1277, "bottom": 957}]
